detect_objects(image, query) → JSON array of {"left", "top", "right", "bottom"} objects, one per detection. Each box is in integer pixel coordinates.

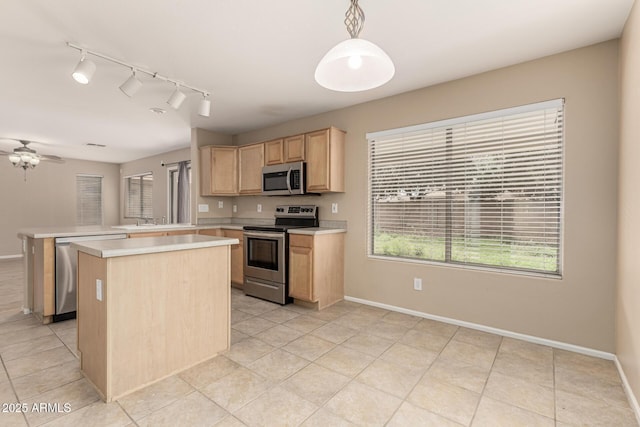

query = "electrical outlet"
[
  {"left": 413, "top": 277, "right": 422, "bottom": 291},
  {"left": 218, "top": 201, "right": 224, "bottom": 209},
  {"left": 96, "top": 279, "right": 103, "bottom": 301},
  {"left": 198, "top": 204, "right": 209, "bottom": 213},
  {"left": 233, "top": 204, "right": 237, "bottom": 213},
  {"left": 332, "top": 203, "right": 338, "bottom": 214},
  {"left": 257, "top": 204, "right": 262, "bottom": 213}
]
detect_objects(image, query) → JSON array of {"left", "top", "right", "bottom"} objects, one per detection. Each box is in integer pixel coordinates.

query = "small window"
[
  {"left": 77, "top": 175, "right": 103, "bottom": 226},
  {"left": 367, "top": 99, "right": 564, "bottom": 276},
  {"left": 125, "top": 173, "right": 153, "bottom": 218}
]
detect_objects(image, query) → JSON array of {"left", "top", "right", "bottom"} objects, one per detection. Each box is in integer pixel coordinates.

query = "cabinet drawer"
[{"left": 289, "top": 234, "right": 313, "bottom": 248}]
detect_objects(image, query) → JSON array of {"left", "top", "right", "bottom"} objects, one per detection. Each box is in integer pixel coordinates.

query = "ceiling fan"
[{"left": 0, "top": 139, "right": 65, "bottom": 180}]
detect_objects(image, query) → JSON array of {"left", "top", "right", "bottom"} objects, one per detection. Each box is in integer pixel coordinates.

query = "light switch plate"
[
  {"left": 233, "top": 204, "right": 237, "bottom": 213},
  {"left": 257, "top": 204, "right": 262, "bottom": 213},
  {"left": 198, "top": 204, "right": 209, "bottom": 213},
  {"left": 332, "top": 203, "right": 338, "bottom": 214},
  {"left": 218, "top": 201, "right": 224, "bottom": 209}
]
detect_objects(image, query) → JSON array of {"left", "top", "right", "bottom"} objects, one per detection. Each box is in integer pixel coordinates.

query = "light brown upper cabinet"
[
  {"left": 199, "top": 145, "right": 238, "bottom": 196},
  {"left": 264, "top": 139, "right": 284, "bottom": 166},
  {"left": 284, "top": 134, "right": 305, "bottom": 163},
  {"left": 238, "top": 143, "right": 265, "bottom": 194},
  {"left": 305, "top": 127, "right": 345, "bottom": 193}
]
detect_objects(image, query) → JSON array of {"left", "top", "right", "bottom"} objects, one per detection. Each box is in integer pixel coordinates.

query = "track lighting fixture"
[
  {"left": 167, "top": 85, "right": 186, "bottom": 109},
  {"left": 119, "top": 69, "right": 142, "bottom": 97},
  {"left": 67, "top": 42, "right": 212, "bottom": 116},
  {"left": 198, "top": 94, "right": 211, "bottom": 117},
  {"left": 315, "top": 0, "right": 394, "bottom": 92},
  {"left": 72, "top": 50, "right": 96, "bottom": 85}
]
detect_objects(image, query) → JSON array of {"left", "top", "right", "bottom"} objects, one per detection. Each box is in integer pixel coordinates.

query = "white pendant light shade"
[
  {"left": 315, "top": 38, "right": 395, "bottom": 92},
  {"left": 72, "top": 57, "right": 96, "bottom": 84},
  {"left": 198, "top": 96, "right": 211, "bottom": 117},
  {"left": 167, "top": 87, "right": 186, "bottom": 109},
  {"left": 119, "top": 72, "right": 142, "bottom": 97},
  {"left": 8, "top": 153, "right": 20, "bottom": 166}
]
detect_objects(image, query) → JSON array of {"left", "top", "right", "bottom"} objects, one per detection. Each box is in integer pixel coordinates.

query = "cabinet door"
[
  {"left": 289, "top": 245, "right": 315, "bottom": 302},
  {"left": 198, "top": 228, "right": 222, "bottom": 237},
  {"left": 223, "top": 229, "right": 244, "bottom": 286},
  {"left": 238, "top": 144, "right": 265, "bottom": 194},
  {"left": 166, "top": 230, "right": 196, "bottom": 236},
  {"left": 284, "top": 134, "right": 305, "bottom": 162},
  {"left": 305, "top": 129, "right": 331, "bottom": 192},
  {"left": 211, "top": 147, "right": 238, "bottom": 195},
  {"left": 264, "top": 139, "right": 284, "bottom": 165}
]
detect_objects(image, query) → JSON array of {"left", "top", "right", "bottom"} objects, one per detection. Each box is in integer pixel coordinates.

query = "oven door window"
[{"left": 247, "top": 237, "right": 279, "bottom": 270}]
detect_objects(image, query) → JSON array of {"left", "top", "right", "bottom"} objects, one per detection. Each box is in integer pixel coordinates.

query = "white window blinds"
[
  {"left": 367, "top": 99, "right": 564, "bottom": 276},
  {"left": 125, "top": 173, "right": 153, "bottom": 218},
  {"left": 76, "top": 175, "right": 103, "bottom": 226}
]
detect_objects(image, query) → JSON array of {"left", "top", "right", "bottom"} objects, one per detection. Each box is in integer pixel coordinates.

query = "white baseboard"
[
  {"left": 0, "top": 254, "right": 23, "bottom": 260},
  {"left": 344, "top": 295, "right": 615, "bottom": 360},
  {"left": 345, "top": 295, "right": 640, "bottom": 419},
  {"left": 614, "top": 356, "right": 640, "bottom": 425}
]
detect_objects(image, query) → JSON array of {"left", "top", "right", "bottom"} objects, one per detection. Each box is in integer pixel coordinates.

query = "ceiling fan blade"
[
  {"left": 0, "top": 150, "right": 11, "bottom": 156},
  {"left": 40, "top": 154, "right": 65, "bottom": 163}
]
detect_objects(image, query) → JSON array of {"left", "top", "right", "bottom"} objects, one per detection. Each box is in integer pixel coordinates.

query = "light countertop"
[
  {"left": 71, "top": 234, "right": 238, "bottom": 258},
  {"left": 17, "top": 223, "right": 345, "bottom": 239}
]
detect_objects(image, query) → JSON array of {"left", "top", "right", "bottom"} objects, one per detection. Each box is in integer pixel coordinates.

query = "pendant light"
[{"left": 315, "top": 0, "right": 394, "bottom": 92}]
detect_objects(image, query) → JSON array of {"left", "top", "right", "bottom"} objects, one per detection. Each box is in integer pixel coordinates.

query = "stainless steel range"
[{"left": 243, "top": 205, "right": 319, "bottom": 304}]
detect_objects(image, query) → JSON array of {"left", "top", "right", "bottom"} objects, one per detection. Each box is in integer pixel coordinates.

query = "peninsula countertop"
[{"left": 71, "top": 234, "right": 239, "bottom": 258}]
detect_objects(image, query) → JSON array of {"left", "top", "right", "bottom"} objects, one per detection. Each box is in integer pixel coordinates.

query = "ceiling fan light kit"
[
  {"left": 315, "top": 0, "right": 395, "bottom": 92},
  {"left": 67, "top": 42, "right": 211, "bottom": 117}
]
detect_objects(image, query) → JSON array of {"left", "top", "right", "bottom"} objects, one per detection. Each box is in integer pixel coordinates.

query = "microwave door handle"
[{"left": 286, "top": 167, "right": 292, "bottom": 194}]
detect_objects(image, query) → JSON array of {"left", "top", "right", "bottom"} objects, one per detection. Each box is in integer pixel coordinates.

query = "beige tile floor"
[{"left": 0, "top": 258, "right": 637, "bottom": 426}]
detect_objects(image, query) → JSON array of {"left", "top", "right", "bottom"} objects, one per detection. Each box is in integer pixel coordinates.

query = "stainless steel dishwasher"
[{"left": 55, "top": 234, "right": 127, "bottom": 320}]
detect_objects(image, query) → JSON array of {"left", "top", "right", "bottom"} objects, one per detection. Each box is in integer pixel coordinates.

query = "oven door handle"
[{"left": 244, "top": 231, "right": 285, "bottom": 239}]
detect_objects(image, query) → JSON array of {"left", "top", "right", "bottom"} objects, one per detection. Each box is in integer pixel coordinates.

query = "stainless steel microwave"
[{"left": 262, "top": 161, "right": 305, "bottom": 196}]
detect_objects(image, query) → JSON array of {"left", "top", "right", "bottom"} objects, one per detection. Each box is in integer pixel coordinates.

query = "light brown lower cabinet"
[
  {"left": 223, "top": 229, "right": 244, "bottom": 287},
  {"left": 288, "top": 233, "right": 344, "bottom": 310},
  {"left": 199, "top": 228, "right": 243, "bottom": 287}
]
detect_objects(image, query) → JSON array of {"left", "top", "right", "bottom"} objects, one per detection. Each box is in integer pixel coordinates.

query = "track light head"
[
  {"left": 198, "top": 94, "right": 211, "bottom": 117},
  {"left": 72, "top": 53, "right": 96, "bottom": 84},
  {"left": 119, "top": 70, "right": 142, "bottom": 97},
  {"left": 167, "top": 86, "right": 186, "bottom": 109}
]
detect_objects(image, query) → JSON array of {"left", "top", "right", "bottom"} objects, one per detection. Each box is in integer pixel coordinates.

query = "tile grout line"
[{"left": 0, "top": 353, "right": 30, "bottom": 426}]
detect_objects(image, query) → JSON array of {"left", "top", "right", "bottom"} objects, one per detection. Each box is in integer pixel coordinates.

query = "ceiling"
[{"left": 0, "top": 0, "right": 634, "bottom": 164}]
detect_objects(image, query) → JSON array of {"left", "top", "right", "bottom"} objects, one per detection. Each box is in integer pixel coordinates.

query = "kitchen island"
[{"left": 72, "top": 234, "right": 238, "bottom": 402}]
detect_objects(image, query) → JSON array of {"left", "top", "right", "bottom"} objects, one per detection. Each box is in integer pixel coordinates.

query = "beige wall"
[
  {"left": 231, "top": 41, "right": 620, "bottom": 352},
  {"left": 119, "top": 147, "right": 191, "bottom": 224},
  {"left": 618, "top": 0, "right": 640, "bottom": 408},
  {"left": 0, "top": 158, "right": 120, "bottom": 256}
]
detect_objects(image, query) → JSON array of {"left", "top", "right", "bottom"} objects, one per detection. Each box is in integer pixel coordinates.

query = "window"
[
  {"left": 168, "top": 162, "right": 191, "bottom": 223},
  {"left": 367, "top": 99, "right": 564, "bottom": 276},
  {"left": 125, "top": 173, "right": 153, "bottom": 218},
  {"left": 76, "top": 175, "right": 103, "bottom": 226}
]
